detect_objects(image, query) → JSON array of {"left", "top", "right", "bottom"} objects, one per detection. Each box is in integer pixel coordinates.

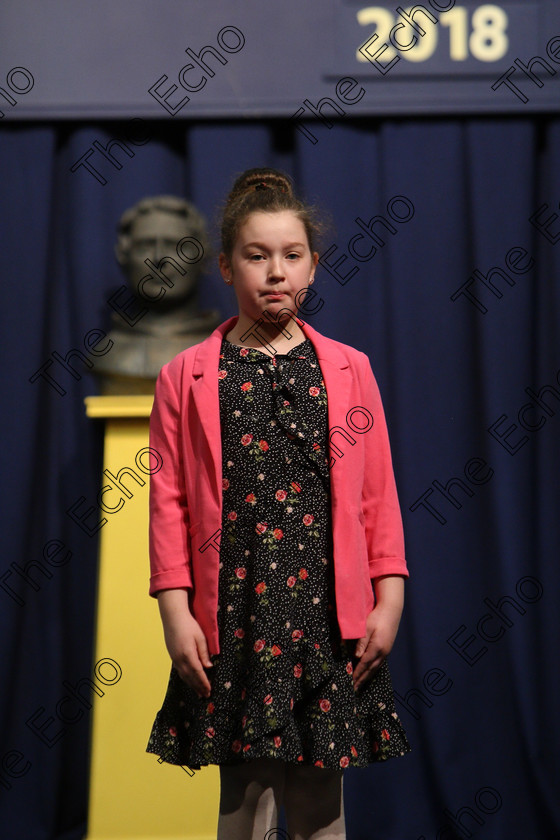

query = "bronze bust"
[{"left": 96, "top": 195, "right": 221, "bottom": 394}]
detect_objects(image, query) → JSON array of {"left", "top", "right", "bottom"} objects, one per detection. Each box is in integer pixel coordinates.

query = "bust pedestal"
[{"left": 84, "top": 395, "right": 218, "bottom": 840}]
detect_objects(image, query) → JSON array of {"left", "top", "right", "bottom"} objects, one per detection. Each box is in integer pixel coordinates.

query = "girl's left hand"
[{"left": 352, "top": 605, "right": 402, "bottom": 692}]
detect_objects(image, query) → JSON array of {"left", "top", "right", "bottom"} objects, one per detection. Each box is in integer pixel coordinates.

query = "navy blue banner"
[{"left": 1, "top": 0, "right": 559, "bottom": 119}]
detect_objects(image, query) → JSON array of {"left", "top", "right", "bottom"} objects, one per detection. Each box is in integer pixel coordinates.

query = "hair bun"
[{"left": 230, "top": 168, "right": 293, "bottom": 200}]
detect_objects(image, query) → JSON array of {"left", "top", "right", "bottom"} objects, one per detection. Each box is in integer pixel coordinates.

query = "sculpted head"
[{"left": 115, "top": 195, "right": 209, "bottom": 305}]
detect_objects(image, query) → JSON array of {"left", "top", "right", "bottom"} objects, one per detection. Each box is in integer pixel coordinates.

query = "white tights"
[{"left": 216, "top": 757, "right": 346, "bottom": 840}]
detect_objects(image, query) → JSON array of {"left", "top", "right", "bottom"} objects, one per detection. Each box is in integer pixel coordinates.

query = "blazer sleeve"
[
  {"left": 148, "top": 360, "right": 193, "bottom": 596},
  {"left": 359, "top": 352, "right": 408, "bottom": 580}
]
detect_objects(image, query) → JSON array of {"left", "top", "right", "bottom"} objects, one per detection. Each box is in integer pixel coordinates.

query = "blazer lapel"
[
  {"left": 190, "top": 317, "right": 237, "bottom": 502},
  {"left": 299, "top": 320, "right": 352, "bottom": 429}
]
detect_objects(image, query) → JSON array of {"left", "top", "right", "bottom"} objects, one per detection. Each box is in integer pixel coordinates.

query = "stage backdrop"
[{"left": 0, "top": 113, "right": 559, "bottom": 839}]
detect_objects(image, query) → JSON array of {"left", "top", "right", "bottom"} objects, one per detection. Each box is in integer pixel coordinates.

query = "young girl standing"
[{"left": 146, "top": 168, "right": 411, "bottom": 840}]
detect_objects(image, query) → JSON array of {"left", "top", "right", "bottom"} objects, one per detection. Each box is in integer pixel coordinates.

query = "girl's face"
[{"left": 219, "top": 211, "right": 319, "bottom": 325}]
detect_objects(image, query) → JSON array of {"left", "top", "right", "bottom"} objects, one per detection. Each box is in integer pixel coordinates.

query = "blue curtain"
[{"left": 0, "top": 116, "right": 559, "bottom": 839}]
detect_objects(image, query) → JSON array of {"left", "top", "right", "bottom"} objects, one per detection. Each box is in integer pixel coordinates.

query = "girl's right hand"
[{"left": 157, "top": 589, "right": 213, "bottom": 699}]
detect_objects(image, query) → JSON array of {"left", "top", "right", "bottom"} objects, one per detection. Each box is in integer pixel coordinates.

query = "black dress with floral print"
[{"left": 146, "top": 337, "right": 411, "bottom": 771}]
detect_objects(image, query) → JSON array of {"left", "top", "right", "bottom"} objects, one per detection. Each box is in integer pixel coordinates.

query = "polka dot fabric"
[{"left": 147, "top": 338, "right": 411, "bottom": 770}]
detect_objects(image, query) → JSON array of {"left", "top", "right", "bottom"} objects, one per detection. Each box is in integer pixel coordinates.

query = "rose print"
[
  {"left": 245, "top": 492, "right": 256, "bottom": 505},
  {"left": 302, "top": 512, "right": 320, "bottom": 539},
  {"left": 286, "top": 569, "right": 307, "bottom": 597},
  {"left": 319, "top": 699, "right": 331, "bottom": 713},
  {"left": 218, "top": 369, "right": 227, "bottom": 379},
  {"left": 313, "top": 380, "right": 328, "bottom": 406},
  {"left": 274, "top": 735, "right": 282, "bottom": 747},
  {"left": 255, "top": 580, "right": 268, "bottom": 608},
  {"left": 291, "top": 629, "right": 303, "bottom": 641},
  {"left": 260, "top": 523, "right": 282, "bottom": 551},
  {"left": 263, "top": 694, "right": 273, "bottom": 705},
  {"left": 247, "top": 437, "right": 269, "bottom": 461},
  {"left": 222, "top": 478, "right": 230, "bottom": 490},
  {"left": 240, "top": 433, "right": 253, "bottom": 446},
  {"left": 275, "top": 483, "right": 302, "bottom": 510},
  {"left": 339, "top": 756, "right": 350, "bottom": 768},
  {"left": 224, "top": 509, "right": 239, "bottom": 548},
  {"left": 228, "top": 564, "right": 247, "bottom": 595},
  {"left": 254, "top": 639, "right": 265, "bottom": 653},
  {"left": 234, "top": 628, "right": 245, "bottom": 639},
  {"left": 294, "top": 664, "right": 302, "bottom": 678}
]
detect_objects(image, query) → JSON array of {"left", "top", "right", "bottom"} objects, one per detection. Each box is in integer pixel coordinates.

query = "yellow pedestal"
[{"left": 85, "top": 395, "right": 219, "bottom": 840}]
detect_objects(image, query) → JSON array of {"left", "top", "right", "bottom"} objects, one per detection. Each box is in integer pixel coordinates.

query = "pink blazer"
[{"left": 149, "top": 315, "right": 408, "bottom": 655}]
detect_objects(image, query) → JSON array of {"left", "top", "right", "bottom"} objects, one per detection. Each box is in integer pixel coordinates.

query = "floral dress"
[{"left": 146, "top": 337, "right": 411, "bottom": 771}]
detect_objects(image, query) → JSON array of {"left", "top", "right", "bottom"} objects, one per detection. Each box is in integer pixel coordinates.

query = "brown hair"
[{"left": 219, "top": 167, "right": 323, "bottom": 260}]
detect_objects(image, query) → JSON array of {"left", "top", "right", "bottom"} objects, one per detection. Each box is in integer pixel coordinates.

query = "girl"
[{"left": 146, "top": 168, "right": 411, "bottom": 840}]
